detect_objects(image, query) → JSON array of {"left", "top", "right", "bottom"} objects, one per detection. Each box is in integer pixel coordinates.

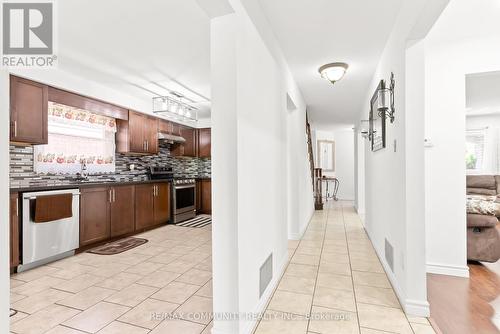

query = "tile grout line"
[{"left": 305, "top": 206, "right": 329, "bottom": 333}]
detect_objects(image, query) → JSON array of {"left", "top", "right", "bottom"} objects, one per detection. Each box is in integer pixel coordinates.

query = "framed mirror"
[
  {"left": 370, "top": 80, "right": 387, "bottom": 152},
  {"left": 317, "top": 140, "right": 335, "bottom": 172}
]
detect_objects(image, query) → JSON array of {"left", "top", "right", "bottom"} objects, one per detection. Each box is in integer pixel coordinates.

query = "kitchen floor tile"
[
  {"left": 175, "top": 295, "right": 213, "bottom": 325},
  {"left": 124, "top": 261, "right": 165, "bottom": 275},
  {"left": 357, "top": 303, "right": 412, "bottom": 334},
  {"left": 55, "top": 274, "right": 104, "bottom": 294},
  {"left": 277, "top": 274, "right": 315, "bottom": 295},
  {"left": 195, "top": 280, "right": 213, "bottom": 298},
  {"left": 12, "top": 288, "right": 73, "bottom": 314},
  {"left": 285, "top": 263, "right": 318, "bottom": 279},
  {"left": 268, "top": 290, "right": 313, "bottom": 316},
  {"left": 118, "top": 298, "right": 179, "bottom": 329},
  {"left": 96, "top": 321, "right": 149, "bottom": 334},
  {"left": 308, "top": 306, "right": 359, "bottom": 334},
  {"left": 44, "top": 325, "right": 87, "bottom": 333},
  {"left": 352, "top": 271, "right": 391, "bottom": 289},
  {"left": 149, "top": 319, "right": 205, "bottom": 334},
  {"left": 57, "top": 286, "right": 116, "bottom": 310},
  {"left": 94, "top": 272, "right": 142, "bottom": 291},
  {"left": 254, "top": 310, "right": 308, "bottom": 334},
  {"left": 316, "top": 272, "right": 353, "bottom": 291},
  {"left": 354, "top": 285, "right": 400, "bottom": 308},
  {"left": 176, "top": 268, "right": 212, "bottom": 286},
  {"left": 313, "top": 285, "right": 356, "bottom": 312},
  {"left": 11, "top": 304, "right": 81, "bottom": 334},
  {"left": 105, "top": 283, "right": 158, "bottom": 307},
  {"left": 62, "top": 302, "right": 130, "bottom": 333},
  {"left": 151, "top": 281, "right": 200, "bottom": 304},
  {"left": 136, "top": 270, "right": 180, "bottom": 288}
]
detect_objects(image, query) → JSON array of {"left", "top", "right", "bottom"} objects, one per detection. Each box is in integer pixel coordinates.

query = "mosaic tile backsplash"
[{"left": 10, "top": 142, "right": 211, "bottom": 189}]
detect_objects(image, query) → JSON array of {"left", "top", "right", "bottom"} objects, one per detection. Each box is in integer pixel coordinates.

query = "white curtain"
[{"left": 34, "top": 102, "right": 117, "bottom": 174}]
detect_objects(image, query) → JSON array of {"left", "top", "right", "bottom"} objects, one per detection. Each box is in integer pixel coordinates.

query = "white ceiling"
[
  {"left": 58, "top": 0, "right": 211, "bottom": 118},
  {"left": 258, "top": 0, "right": 403, "bottom": 128}
]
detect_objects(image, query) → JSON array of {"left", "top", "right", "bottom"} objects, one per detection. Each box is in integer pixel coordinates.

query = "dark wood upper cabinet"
[
  {"left": 80, "top": 187, "right": 111, "bottom": 246},
  {"left": 154, "top": 183, "right": 171, "bottom": 225},
  {"left": 117, "top": 110, "right": 158, "bottom": 154},
  {"left": 171, "top": 125, "right": 197, "bottom": 157},
  {"left": 135, "top": 184, "right": 156, "bottom": 230},
  {"left": 10, "top": 193, "right": 19, "bottom": 268},
  {"left": 10, "top": 75, "right": 48, "bottom": 144},
  {"left": 198, "top": 128, "right": 211, "bottom": 158},
  {"left": 110, "top": 185, "right": 135, "bottom": 238}
]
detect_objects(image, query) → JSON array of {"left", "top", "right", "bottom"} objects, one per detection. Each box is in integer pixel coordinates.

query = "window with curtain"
[
  {"left": 34, "top": 102, "right": 117, "bottom": 174},
  {"left": 466, "top": 129, "right": 486, "bottom": 172}
]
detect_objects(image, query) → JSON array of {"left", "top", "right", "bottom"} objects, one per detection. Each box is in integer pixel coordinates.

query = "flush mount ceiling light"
[{"left": 318, "top": 62, "right": 349, "bottom": 85}]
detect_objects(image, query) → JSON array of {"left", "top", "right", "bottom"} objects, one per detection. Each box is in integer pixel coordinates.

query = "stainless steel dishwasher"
[{"left": 18, "top": 188, "right": 80, "bottom": 272}]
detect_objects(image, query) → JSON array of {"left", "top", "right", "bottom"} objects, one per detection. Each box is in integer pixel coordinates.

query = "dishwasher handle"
[{"left": 23, "top": 192, "right": 81, "bottom": 200}]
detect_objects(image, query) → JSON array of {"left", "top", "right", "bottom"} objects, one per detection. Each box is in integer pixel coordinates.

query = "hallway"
[{"left": 255, "top": 202, "right": 436, "bottom": 334}]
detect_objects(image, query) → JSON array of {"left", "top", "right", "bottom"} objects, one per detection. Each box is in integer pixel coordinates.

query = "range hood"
[{"left": 158, "top": 131, "right": 186, "bottom": 143}]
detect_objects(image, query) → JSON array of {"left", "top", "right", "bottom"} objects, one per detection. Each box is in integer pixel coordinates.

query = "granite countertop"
[{"left": 10, "top": 178, "right": 173, "bottom": 193}]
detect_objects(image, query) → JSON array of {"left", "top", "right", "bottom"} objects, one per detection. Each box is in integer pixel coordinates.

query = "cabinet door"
[
  {"left": 180, "top": 126, "right": 197, "bottom": 157},
  {"left": 128, "top": 111, "right": 145, "bottom": 153},
  {"left": 135, "top": 184, "right": 155, "bottom": 230},
  {"left": 80, "top": 187, "right": 111, "bottom": 246},
  {"left": 195, "top": 180, "right": 202, "bottom": 213},
  {"left": 10, "top": 193, "right": 19, "bottom": 268},
  {"left": 200, "top": 179, "right": 212, "bottom": 214},
  {"left": 198, "top": 128, "right": 211, "bottom": 158},
  {"left": 110, "top": 185, "right": 135, "bottom": 237},
  {"left": 144, "top": 117, "right": 158, "bottom": 154},
  {"left": 171, "top": 122, "right": 181, "bottom": 136},
  {"left": 10, "top": 76, "right": 48, "bottom": 144},
  {"left": 158, "top": 120, "right": 171, "bottom": 133},
  {"left": 154, "top": 183, "right": 171, "bottom": 225}
]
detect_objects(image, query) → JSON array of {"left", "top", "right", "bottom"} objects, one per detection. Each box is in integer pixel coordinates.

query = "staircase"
[
  {"left": 306, "top": 113, "right": 315, "bottom": 186},
  {"left": 306, "top": 114, "right": 324, "bottom": 210}
]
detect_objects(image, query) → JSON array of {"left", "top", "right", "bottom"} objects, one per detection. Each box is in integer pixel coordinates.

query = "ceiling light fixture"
[
  {"left": 318, "top": 62, "right": 349, "bottom": 85},
  {"left": 152, "top": 94, "right": 198, "bottom": 122}
]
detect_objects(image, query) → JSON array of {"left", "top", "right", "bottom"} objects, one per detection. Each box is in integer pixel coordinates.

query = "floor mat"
[
  {"left": 87, "top": 237, "right": 148, "bottom": 255},
  {"left": 175, "top": 215, "right": 211, "bottom": 228}
]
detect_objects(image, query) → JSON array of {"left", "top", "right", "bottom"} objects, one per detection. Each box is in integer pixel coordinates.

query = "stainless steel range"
[{"left": 173, "top": 178, "right": 196, "bottom": 223}]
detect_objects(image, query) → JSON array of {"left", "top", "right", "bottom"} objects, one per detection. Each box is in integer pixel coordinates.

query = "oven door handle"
[{"left": 175, "top": 185, "right": 195, "bottom": 190}]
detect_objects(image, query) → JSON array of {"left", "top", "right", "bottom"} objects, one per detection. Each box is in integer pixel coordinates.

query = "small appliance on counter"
[{"left": 19, "top": 188, "right": 80, "bottom": 272}]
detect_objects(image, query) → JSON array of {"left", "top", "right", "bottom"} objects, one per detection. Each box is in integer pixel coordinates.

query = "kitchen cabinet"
[
  {"left": 10, "top": 75, "right": 48, "bottom": 144},
  {"left": 80, "top": 187, "right": 111, "bottom": 246},
  {"left": 110, "top": 185, "right": 135, "bottom": 237},
  {"left": 117, "top": 110, "right": 158, "bottom": 154},
  {"left": 197, "top": 128, "right": 211, "bottom": 158},
  {"left": 171, "top": 125, "right": 197, "bottom": 157},
  {"left": 136, "top": 182, "right": 170, "bottom": 230},
  {"left": 197, "top": 179, "right": 212, "bottom": 215},
  {"left": 154, "top": 183, "right": 171, "bottom": 225},
  {"left": 10, "top": 193, "right": 19, "bottom": 268},
  {"left": 159, "top": 120, "right": 182, "bottom": 137}
]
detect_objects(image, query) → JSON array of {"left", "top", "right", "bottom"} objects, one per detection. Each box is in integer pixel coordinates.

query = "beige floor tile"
[
  {"left": 62, "top": 302, "right": 130, "bottom": 333},
  {"left": 321, "top": 252, "right": 350, "bottom": 264},
  {"left": 10, "top": 310, "right": 29, "bottom": 324},
  {"left": 12, "top": 266, "right": 61, "bottom": 282},
  {"left": 308, "top": 305, "right": 359, "bottom": 334},
  {"left": 149, "top": 319, "right": 205, "bottom": 334},
  {"left": 57, "top": 286, "right": 116, "bottom": 310},
  {"left": 56, "top": 274, "right": 104, "bottom": 293},
  {"left": 296, "top": 246, "right": 322, "bottom": 256},
  {"left": 277, "top": 274, "right": 315, "bottom": 295},
  {"left": 44, "top": 325, "right": 87, "bottom": 333},
  {"left": 195, "top": 280, "right": 213, "bottom": 298},
  {"left": 285, "top": 263, "right": 318, "bottom": 279},
  {"left": 112, "top": 253, "right": 154, "bottom": 266},
  {"left": 97, "top": 321, "right": 149, "bottom": 334},
  {"left": 268, "top": 290, "right": 313, "bottom": 316},
  {"left": 118, "top": 298, "right": 179, "bottom": 329},
  {"left": 12, "top": 288, "right": 73, "bottom": 314},
  {"left": 288, "top": 240, "right": 300, "bottom": 249},
  {"left": 357, "top": 303, "right": 412, "bottom": 334},
  {"left": 201, "top": 322, "right": 213, "bottom": 334},
  {"left": 298, "top": 240, "right": 323, "bottom": 249},
  {"left": 11, "top": 291, "right": 28, "bottom": 303},
  {"left": 175, "top": 295, "right": 213, "bottom": 325},
  {"left": 359, "top": 328, "right": 391, "bottom": 334},
  {"left": 407, "top": 315, "right": 430, "bottom": 325},
  {"left": 12, "top": 276, "right": 67, "bottom": 296},
  {"left": 146, "top": 252, "right": 182, "bottom": 265},
  {"left": 411, "top": 323, "right": 436, "bottom": 334},
  {"left": 313, "top": 285, "right": 356, "bottom": 312},
  {"left": 86, "top": 263, "right": 131, "bottom": 278},
  {"left": 254, "top": 310, "right": 308, "bottom": 334},
  {"left": 176, "top": 269, "right": 212, "bottom": 286},
  {"left": 105, "top": 283, "right": 158, "bottom": 307},
  {"left": 94, "top": 272, "right": 142, "bottom": 291},
  {"left": 352, "top": 271, "right": 391, "bottom": 289},
  {"left": 11, "top": 304, "right": 80, "bottom": 334},
  {"left": 350, "top": 259, "right": 384, "bottom": 273},
  {"left": 48, "top": 264, "right": 95, "bottom": 280},
  {"left": 316, "top": 272, "right": 353, "bottom": 291},
  {"left": 11, "top": 278, "right": 26, "bottom": 288},
  {"left": 124, "top": 261, "right": 165, "bottom": 275},
  {"left": 319, "top": 262, "right": 352, "bottom": 276},
  {"left": 354, "top": 285, "right": 400, "bottom": 308},
  {"left": 151, "top": 281, "right": 200, "bottom": 304},
  {"left": 159, "top": 259, "right": 196, "bottom": 273},
  {"left": 136, "top": 270, "right": 180, "bottom": 288},
  {"left": 132, "top": 245, "right": 168, "bottom": 256},
  {"left": 291, "top": 254, "right": 321, "bottom": 266}
]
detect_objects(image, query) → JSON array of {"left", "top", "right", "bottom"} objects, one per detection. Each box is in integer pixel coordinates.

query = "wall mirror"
[
  {"left": 317, "top": 140, "right": 335, "bottom": 172},
  {"left": 370, "top": 80, "right": 387, "bottom": 152}
]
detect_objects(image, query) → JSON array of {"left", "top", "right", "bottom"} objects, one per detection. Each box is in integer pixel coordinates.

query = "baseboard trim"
[
  {"left": 405, "top": 298, "right": 430, "bottom": 317},
  {"left": 288, "top": 209, "right": 314, "bottom": 240},
  {"left": 426, "top": 262, "right": 469, "bottom": 278}
]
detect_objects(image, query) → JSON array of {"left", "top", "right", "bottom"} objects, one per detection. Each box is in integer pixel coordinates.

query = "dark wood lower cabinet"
[
  {"left": 80, "top": 187, "right": 111, "bottom": 246},
  {"left": 110, "top": 185, "right": 135, "bottom": 237},
  {"left": 135, "top": 184, "right": 155, "bottom": 230},
  {"left": 10, "top": 193, "right": 19, "bottom": 268},
  {"left": 198, "top": 179, "right": 212, "bottom": 215},
  {"left": 154, "top": 183, "right": 171, "bottom": 225}
]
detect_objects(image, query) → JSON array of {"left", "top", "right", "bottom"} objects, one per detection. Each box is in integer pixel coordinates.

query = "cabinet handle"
[
  {"left": 112, "top": 189, "right": 116, "bottom": 202},
  {"left": 13, "top": 121, "right": 17, "bottom": 137},
  {"left": 16, "top": 198, "right": 18, "bottom": 216},
  {"left": 109, "top": 189, "right": 112, "bottom": 202},
  {"left": 146, "top": 141, "right": 149, "bottom": 151}
]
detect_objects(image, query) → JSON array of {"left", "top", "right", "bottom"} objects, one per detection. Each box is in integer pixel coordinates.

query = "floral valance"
[{"left": 48, "top": 102, "right": 117, "bottom": 132}]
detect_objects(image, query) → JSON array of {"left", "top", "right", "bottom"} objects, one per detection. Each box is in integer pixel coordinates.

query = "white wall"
[
  {"left": 358, "top": 0, "right": 448, "bottom": 317},
  {"left": 425, "top": 35, "right": 500, "bottom": 277},
  {"left": 313, "top": 128, "right": 355, "bottom": 200},
  {"left": 355, "top": 132, "right": 366, "bottom": 221},
  {"left": 210, "top": 1, "right": 313, "bottom": 333}
]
